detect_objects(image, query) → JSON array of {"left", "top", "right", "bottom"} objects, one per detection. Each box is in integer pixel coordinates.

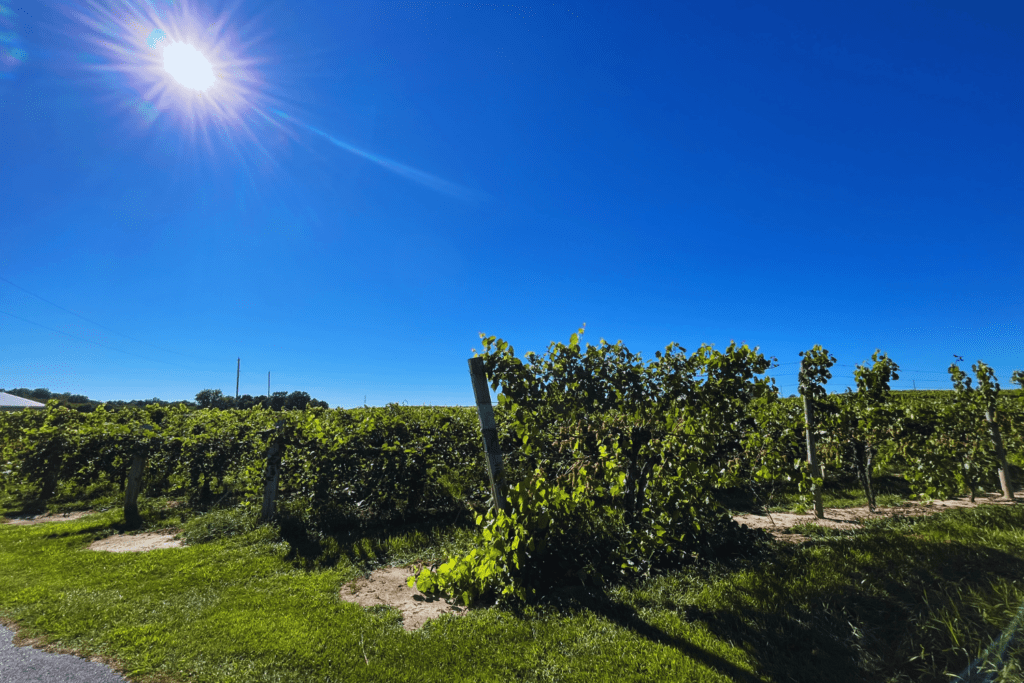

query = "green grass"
[
  {"left": 0, "top": 507, "right": 757, "bottom": 682},
  {"left": 773, "top": 472, "right": 916, "bottom": 512},
  {"left": 718, "top": 471, "right": 933, "bottom": 515},
  {"left": 2, "top": 494, "right": 1023, "bottom": 682}
]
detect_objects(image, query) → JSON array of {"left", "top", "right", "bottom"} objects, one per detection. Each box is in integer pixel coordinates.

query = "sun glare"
[
  {"left": 163, "top": 42, "right": 215, "bottom": 91},
  {"left": 71, "top": 0, "right": 282, "bottom": 173}
]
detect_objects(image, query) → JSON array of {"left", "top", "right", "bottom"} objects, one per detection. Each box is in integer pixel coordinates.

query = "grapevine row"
[{"left": 1, "top": 331, "right": 1021, "bottom": 605}]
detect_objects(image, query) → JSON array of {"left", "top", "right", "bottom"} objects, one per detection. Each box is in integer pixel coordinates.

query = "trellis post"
[
  {"left": 124, "top": 424, "right": 154, "bottom": 528},
  {"left": 468, "top": 357, "right": 509, "bottom": 514},
  {"left": 802, "top": 394, "right": 825, "bottom": 519},
  {"left": 261, "top": 420, "right": 285, "bottom": 522},
  {"left": 985, "top": 407, "right": 1015, "bottom": 500}
]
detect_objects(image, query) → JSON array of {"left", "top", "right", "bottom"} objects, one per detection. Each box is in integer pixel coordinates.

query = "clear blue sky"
[{"left": 1, "top": 0, "right": 1021, "bottom": 407}]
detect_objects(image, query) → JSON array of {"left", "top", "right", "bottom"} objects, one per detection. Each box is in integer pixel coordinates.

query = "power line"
[
  {"left": 0, "top": 309, "right": 208, "bottom": 370},
  {"left": 833, "top": 363, "right": 951, "bottom": 374},
  {"left": 0, "top": 274, "right": 214, "bottom": 364}
]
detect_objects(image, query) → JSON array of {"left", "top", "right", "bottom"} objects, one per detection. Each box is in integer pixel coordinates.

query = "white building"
[{"left": 0, "top": 392, "right": 46, "bottom": 412}]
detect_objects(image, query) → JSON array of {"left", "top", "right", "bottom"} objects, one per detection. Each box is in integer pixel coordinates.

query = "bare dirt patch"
[
  {"left": 3, "top": 510, "right": 98, "bottom": 525},
  {"left": 339, "top": 566, "right": 467, "bottom": 631},
  {"left": 87, "top": 532, "right": 184, "bottom": 553},
  {"left": 734, "top": 491, "right": 1019, "bottom": 543}
]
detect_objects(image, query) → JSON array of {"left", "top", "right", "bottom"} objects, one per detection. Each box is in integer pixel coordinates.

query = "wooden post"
[
  {"left": 985, "top": 407, "right": 1015, "bottom": 500},
  {"left": 124, "top": 425, "right": 154, "bottom": 527},
  {"left": 468, "top": 357, "right": 509, "bottom": 514},
  {"left": 124, "top": 453, "right": 146, "bottom": 527},
  {"left": 802, "top": 395, "right": 825, "bottom": 519},
  {"left": 261, "top": 421, "right": 285, "bottom": 522}
]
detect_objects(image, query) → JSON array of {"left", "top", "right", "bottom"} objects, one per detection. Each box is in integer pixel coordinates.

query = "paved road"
[{"left": 0, "top": 625, "right": 127, "bottom": 683}]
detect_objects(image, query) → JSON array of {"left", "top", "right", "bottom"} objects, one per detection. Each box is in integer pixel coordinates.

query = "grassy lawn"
[
  {"left": 1, "top": 486, "right": 1023, "bottom": 682},
  {"left": 719, "top": 469, "right": 990, "bottom": 515}
]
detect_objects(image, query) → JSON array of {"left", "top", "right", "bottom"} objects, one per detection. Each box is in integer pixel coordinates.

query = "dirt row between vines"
[{"left": 3, "top": 492, "right": 1019, "bottom": 630}]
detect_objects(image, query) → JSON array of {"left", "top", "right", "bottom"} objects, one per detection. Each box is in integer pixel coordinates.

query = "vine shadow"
[
  {"left": 527, "top": 508, "right": 1024, "bottom": 683},
  {"left": 273, "top": 504, "right": 480, "bottom": 571},
  {"left": 680, "top": 518, "right": 1024, "bottom": 682}
]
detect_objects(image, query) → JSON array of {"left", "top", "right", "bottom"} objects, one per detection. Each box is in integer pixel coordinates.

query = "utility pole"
[
  {"left": 268, "top": 371, "right": 271, "bottom": 398},
  {"left": 236, "top": 358, "right": 240, "bottom": 402}
]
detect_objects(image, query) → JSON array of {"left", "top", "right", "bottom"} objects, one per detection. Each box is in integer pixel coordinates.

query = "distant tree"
[
  {"left": 284, "top": 391, "right": 311, "bottom": 410},
  {"left": 4, "top": 387, "right": 98, "bottom": 408},
  {"left": 28, "top": 388, "right": 52, "bottom": 402},
  {"left": 1, "top": 387, "right": 194, "bottom": 411},
  {"left": 195, "top": 389, "right": 225, "bottom": 409},
  {"left": 3, "top": 387, "right": 49, "bottom": 402},
  {"left": 237, "top": 394, "right": 262, "bottom": 410},
  {"left": 230, "top": 391, "right": 328, "bottom": 410}
]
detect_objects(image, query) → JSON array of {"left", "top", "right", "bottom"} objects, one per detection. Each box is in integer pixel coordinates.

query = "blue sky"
[{"left": 1, "top": 0, "right": 1021, "bottom": 407}]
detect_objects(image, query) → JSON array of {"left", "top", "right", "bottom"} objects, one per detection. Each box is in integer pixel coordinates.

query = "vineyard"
[
  {"left": 2, "top": 332, "right": 1024, "bottom": 683},
  {"left": 3, "top": 331, "right": 1022, "bottom": 608}
]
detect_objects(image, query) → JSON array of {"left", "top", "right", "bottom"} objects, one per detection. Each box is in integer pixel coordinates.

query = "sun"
[
  {"left": 163, "top": 42, "right": 215, "bottom": 92},
  {"left": 68, "top": 0, "right": 282, "bottom": 173}
]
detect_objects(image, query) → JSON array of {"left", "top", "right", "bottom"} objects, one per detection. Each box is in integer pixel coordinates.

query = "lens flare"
[
  {"left": 68, "top": 0, "right": 269, "bottom": 138},
  {"left": 0, "top": 2, "right": 27, "bottom": 85},
  {"left": 163, "top": 42, "right": 214, "bottom": 91},
  {"left": 262, "top": 109, "right": 487, "bottom": 201},
  {"left": 59, "top": 0, "right": 485, "bottom": 201}
]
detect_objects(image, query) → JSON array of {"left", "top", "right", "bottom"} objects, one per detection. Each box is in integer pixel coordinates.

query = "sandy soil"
[
  {"left": 86, "top": 532, "right": 184, "bottom": 553},
  {"left": 338, "top": 566, "right": 467, "bottom": 631},
  {"left": 2, "top": 510, "right": 98, "bottom": 525},
  {"left": 734, "top": 491, "right": 1019, "bottom": 543},
  {"left": 2, "top": 510, "right": 184, "bottom": 552}
]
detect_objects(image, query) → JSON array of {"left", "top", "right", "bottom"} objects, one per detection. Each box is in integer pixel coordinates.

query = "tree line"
[
  {"left": 193, "top": 389, "right": 328, "bottom": 411},
  {"left": 1, "top": 387, "right": 329, "bottom": 412}
]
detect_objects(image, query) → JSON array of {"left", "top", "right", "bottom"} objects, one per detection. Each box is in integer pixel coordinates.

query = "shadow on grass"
[
  {"left": 519, "top": 506, "right": 1024, "bottom": 683},
  {"left": 7, "top": 518, "right": 181, "bottom": 545},
  {"left": 274, "top": 505, "right": 479, "bottom": 571},
  {"left": 682, "top": 509, "right": 1024, "bottom": 683},
  {"left": 487, "top": 526, "right": 783, "bottom": 683},
  {"left": 0, "top": 481, "right": 126, "bottom": 516},
  {"left": 532, "top": 584, "right": 764, "bottom": 683},
  {"left": 0, "top": 502, "right": 51, "bottom": 518},
  {"left": 717, "top": 473, "right": 915, "bottom": 515}
]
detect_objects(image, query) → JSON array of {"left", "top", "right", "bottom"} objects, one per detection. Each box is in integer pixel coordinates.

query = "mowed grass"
[
  {"left": 1, "top": 494, "right": 1023, "bottom": 682},
  {"left": 721, "top": 470, "right": 961, "bottom": 515}
]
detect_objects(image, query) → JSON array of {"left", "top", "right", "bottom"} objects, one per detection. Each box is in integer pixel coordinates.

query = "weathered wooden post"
[
  {"left": 468, "top": 357, "right": 509, "bottom": 514},
  {"left": 975, "top": 363, "right": 1014, "bottom": 500},
  {"left": 261, "top": 420, "right": 285, "bottom": 522},
  {"left": 124, "top": 424, "right": 154, "bottom": 528},
  {"left": 801, "top": 394, "right": 825, "bottom": 519},
  {"left": 984, "top": 407, "right": 1015, "bottom": 500}
]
